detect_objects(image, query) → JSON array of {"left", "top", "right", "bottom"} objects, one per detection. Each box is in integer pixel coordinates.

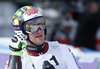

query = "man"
[
  {"left": 5, "top": 6, "right": 80, "bottom": 69},
  {"left": 74, "top": 1, "right": 100, "bottom": 50}
]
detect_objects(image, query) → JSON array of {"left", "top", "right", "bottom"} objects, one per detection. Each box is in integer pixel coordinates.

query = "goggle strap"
[{"left": 12, "top": 25, "right": 24, "bottom": 31}]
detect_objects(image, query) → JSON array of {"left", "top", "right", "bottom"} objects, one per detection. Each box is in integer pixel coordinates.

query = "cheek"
[
  {"left": 28, "top": 34, "right": 35, "bottom": 41},
  {"left": 28, "top": 30, "right": 45, "bottom": 42}
]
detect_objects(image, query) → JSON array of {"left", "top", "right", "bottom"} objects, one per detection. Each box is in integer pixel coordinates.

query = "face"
[
  {"left": 89, "top": 2, "right": 99, "bottom": 13},
  {"left": 28, "top": 29, "right": 45, "bottom": 45}
]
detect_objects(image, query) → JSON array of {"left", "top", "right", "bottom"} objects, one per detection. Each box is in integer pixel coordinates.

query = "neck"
[
  {"left": 26, "top": 40, "right": 45, "bottom": 53},
  {"left": 27, "top": 41, "right": 37, "bottom": 47},
  {"left": 26, "top": 44, "right": 45, "bottom": 53},
  {"left": 26, "top": 42, "right": 49, "bottom": 56},
  {"left": 27, "top": 40, "right": 44, "bottom": 47}
]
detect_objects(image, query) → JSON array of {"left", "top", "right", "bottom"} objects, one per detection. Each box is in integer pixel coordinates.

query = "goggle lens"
[{"left": 24, "top": 17, "right": 46, "bottom": 34}]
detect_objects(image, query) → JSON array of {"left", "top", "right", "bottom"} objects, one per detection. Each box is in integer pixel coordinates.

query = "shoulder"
[
  {"left": 46, "top": 41, "right": 64, "bottom": 47},
  {"left": 46, "top": 41, "right": 59, "bottom": 45},
  {"left": 59, "top": 43, "right": 72, "bottom": 54},
  {"left": 46, "top": 41, "right": 71, "bottom": 51}
]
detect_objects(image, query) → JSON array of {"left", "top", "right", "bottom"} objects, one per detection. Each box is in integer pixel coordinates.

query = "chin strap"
[
  {"left": 27, "top": 39, "right": 45, "bottom": 53},
  {"left": 28, "top": 39, "right": 44, "bottom": 47}
]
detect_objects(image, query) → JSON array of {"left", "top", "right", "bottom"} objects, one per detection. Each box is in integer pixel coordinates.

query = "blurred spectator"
[
  {"left": 51, "top": 11, "right": 78, "bottom": 45},
  {"left": 74, "top": 1, "right": 100, "bottom": 50}
]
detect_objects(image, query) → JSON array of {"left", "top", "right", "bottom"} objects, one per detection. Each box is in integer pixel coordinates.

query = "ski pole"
[{"left": 21, "top": 43, "right": 35, "bottom": 69}]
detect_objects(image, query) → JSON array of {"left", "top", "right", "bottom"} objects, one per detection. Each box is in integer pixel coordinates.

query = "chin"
[{"left": 37, "top": 40, "right": 45, "bottom": 45}]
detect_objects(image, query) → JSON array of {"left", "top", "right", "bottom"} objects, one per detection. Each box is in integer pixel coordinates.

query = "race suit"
[{"left": 5, "top": 41, "right": 81, "bottom": 69}]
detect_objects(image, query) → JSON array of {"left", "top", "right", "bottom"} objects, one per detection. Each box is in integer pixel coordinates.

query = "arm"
[
  {"left": 67, "top": 48, "right": 81, "bottom": 69},
  {"left": 7, "top": 55, "right": 22, "bottom": 69},
  {"left": 6, "top": 32, "right": 27, "bottom": 69},
  {"left": 60, "top": 44, "right": 81, "bottom": 69}
]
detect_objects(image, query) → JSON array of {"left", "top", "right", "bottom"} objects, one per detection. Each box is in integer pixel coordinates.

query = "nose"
[{"left": 36, "top": 28, "right": 42, "bottom": 33}]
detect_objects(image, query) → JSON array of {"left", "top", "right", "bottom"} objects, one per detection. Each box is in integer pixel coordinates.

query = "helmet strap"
[
  {"left": 28, "top": 39, "right": 45, "bottom": 47},
  {"left": 22, "top": 30, "right": 45, "bottom": 47}
]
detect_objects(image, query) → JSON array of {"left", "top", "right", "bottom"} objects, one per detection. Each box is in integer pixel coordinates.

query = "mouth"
[{"left": 36, "top": 35, "right": 42, "bottom": 38}]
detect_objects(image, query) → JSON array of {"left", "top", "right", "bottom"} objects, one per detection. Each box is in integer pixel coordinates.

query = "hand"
[{"left": 9, "top": 32, "right": 27, "bottom": 52}]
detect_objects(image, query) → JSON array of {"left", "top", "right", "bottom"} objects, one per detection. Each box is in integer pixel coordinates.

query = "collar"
[
  {"left": 26, "top": 43, "right": 45, "bottom": 53},
  {"left": 26, "top": 42, "right": 49, "bottom": 56}
]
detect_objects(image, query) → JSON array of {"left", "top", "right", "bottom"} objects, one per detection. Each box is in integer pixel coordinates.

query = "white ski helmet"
[{"left": 11, "top": 6, "right": 46, "bottom": 35}]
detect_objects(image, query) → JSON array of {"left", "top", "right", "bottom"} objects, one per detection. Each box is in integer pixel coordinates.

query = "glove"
[{"left": 9, "top": 32, "right": 27, "bottom": 56}]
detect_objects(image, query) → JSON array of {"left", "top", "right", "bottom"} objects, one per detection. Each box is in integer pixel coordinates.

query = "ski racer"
[{"left": 5, "top": 6, "right": 81, "bottom": 69}]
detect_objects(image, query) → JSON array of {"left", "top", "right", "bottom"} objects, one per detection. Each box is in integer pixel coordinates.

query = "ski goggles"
[{"left": 24, "top": 17, "right": 46, "bottom": 34}]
